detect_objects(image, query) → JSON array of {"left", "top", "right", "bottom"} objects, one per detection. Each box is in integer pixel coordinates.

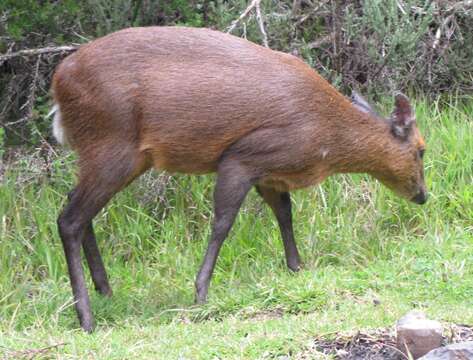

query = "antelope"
[{"left": 50, "top": 26, "right": 427, "bottom": 331}]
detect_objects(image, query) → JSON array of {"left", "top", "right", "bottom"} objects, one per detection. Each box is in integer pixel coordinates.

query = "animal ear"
[
  {"left": 391, "top": 93, "right": 414, "bottom": 140},
  {"left": 351, "top": 90, "right": 375, "bottom": 115}
]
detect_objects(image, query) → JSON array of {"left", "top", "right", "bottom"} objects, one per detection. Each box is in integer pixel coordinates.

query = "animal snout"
[{"left": 411, "top": 189, "right": 428, "bottom": 205}]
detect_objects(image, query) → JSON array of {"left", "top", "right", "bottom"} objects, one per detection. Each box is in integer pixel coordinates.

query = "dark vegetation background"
[{"left": 0, "top": 0, "right": 472, "bottom": 150}]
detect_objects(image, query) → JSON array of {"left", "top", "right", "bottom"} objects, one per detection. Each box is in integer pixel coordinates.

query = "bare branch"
[
  {"left": 226, "top": 0, "right": 269, "bottom": 47},
  {"left": 295, "top": 0, "right": 329, "bottom": 26},
  {"left": 446, "top": 0, "right": 473, "bottom": 13},
  {"left": 226, "top": 0, "right": 259, "bottom": 34},
  {"left": 411, "top": 0, "right": 473, "bottom": 15},
  {"left": 15, "top": 55, "right": 41, "bottom": 126},
  {"left": 0, "top": 45, "right": 79, "bottom": 65},
  {"left": 255, "top": 1, "right": 269, "bottom": 48},
  {"left": 292, "top": 0, "right": 301, "bottom": 16},
  {"left": 307, "top": 34, "right": 333, "bottom": 49},
  {"left": 1, "top": 342, "right": 67, "bottom": 359}
]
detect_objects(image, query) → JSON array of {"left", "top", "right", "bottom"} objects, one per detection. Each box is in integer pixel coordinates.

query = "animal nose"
[{"left": 411, "top": 190, "right": 428, "bottom": 205}]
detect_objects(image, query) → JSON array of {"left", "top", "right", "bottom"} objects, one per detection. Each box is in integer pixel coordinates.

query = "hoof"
[
  {"left": 97, "top": 286, "right": 113, "bottom": 297},
  {"left": 195, "top": 296, "right": 207, "bottom": 305},
  {"left": 288, "top": 261, "right": 301, "bottom": 272},
  {"left": 80, "top": 319, "right": 95, "bottom": 333}
]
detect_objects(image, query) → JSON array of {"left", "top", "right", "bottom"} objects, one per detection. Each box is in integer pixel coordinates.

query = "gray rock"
[
  {"left": 396, "top": 311, "right": 443, "bottom": 359},
  {"left": 418, "top": 341, "right": 473, "bottom": 359}
]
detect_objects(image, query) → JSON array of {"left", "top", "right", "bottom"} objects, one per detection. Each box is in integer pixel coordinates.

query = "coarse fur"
[{"left": 51, "top": 26, "right": 427, "bottom": 332}]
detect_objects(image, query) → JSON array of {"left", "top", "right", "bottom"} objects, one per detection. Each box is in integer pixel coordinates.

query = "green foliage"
[
  {"left": 84, "top": 0, "right": 204, "bottom": 37},
  {"left": 1, "top": 0, "right": 80, "bottom": 42},
  {"left": 352, "top": 0, "right": 433, "bottom": 90}
]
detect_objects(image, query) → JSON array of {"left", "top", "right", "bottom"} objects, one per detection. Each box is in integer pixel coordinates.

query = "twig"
[
  {"left": 292, "top": 0, "right": 301, "bottom": 16},
  {"left": 446, "top": 0, "right": 473, "bottom": 13},
  {"left": 0, "top": 77, "right": 15, "bottom": 120},
  {"left": 1, "top": 342, "right": 67, "bottom": 359},
  {"left": 72, "top": 31, "right": 91, "bottom": 42},
  {"left": 226, "top": 0, "right": 269, "bottom": 47},
  {"left": 14, "top": 55, "right": 41, "bottom": 127},
  {"left": 307, "top": 34, "right": 333, "bottom": 49},
  {"left": 377, "top": 341, "right": 409, "bottom": 359},
  {"left": 0, "top": 45, "right": 78, "bottom": 65},
  {"left": 396, "top": 0, "right": 407, "bottom": 15},
  {"left": 411, "top": 0, "right": 473, "bottom": 15},
  {"left": 432, "top": 14, "right": 454, "bottom": 49},
  {"left": 227, "top": 0, "right": 259, "bottom": 33},
  {"left": 36, "top": 123, "right": 60, "bottom": 158},
  {"left": 255, "top": 1, "right": 269, "bottom": 47},
  {"left": 295, "top": 0, "right": 329, "bottom": 26}
]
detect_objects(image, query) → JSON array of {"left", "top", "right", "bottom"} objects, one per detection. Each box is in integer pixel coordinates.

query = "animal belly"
[
  {"left": 146, "top": 145, "right": 220, "bottom": 174},
  {"left": 260, "top": 167, "right": 331, "bottom": 192}
]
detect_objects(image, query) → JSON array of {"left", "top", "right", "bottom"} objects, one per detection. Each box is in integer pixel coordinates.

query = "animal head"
[{"left": 352, "top": 91, "right": 428, "bottom": 204}]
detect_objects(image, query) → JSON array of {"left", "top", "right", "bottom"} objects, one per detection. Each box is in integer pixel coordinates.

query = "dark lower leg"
[
  {"left": 256, "top": 186, "right": 301, "bottom": 271},
  {"left": 195, "top": 213, "right": 241, "bottom": 304},
  {"left": 58, "top": 216, "right": 94, "bottom": 332},
  {"left": 83, "top": 223, "right": 112, "bottom": 296},
  {"left": 195, "top": 161, "right": 255, "bottom": 304},
  {"left": 60, "top": 187, "right": 118, "bottom": 331},
  {"left": 58, "top": 147, "right": 147, "bottom": 331},
  {"left": 68, "top": 190, "right": 112, "bottom": 296}
]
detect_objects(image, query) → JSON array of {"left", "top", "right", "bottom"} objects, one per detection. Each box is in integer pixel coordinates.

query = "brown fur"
[{"left": 51, "top": 27, "right": 427, "bottom": 331}]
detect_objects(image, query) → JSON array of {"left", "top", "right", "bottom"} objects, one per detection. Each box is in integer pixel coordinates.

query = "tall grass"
[{"left": 0, "top": 99, "right": 472, "bottom": 358}]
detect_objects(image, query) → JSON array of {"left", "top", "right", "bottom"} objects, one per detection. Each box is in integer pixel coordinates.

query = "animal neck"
[{"left": 324, "top": 111, "right": 395, "bottom": 177}]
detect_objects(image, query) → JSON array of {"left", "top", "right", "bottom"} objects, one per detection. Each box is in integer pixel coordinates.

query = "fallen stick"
[{"left": 0, "top": 45, "right": 79, "bottom": 65}]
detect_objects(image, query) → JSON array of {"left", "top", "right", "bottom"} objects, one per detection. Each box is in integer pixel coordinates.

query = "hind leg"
[
  {"left": 83, "top": 223, "right": 112, "bottom": 296},
  {"left": 58, "top": 147, "right": 148, "bottom": 331},
  {"left": 66, "top": 190, "right": 112, "bottom": 296}
]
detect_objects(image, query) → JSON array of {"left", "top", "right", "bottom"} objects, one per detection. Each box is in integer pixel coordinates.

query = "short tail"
[{"left": 48, "top": 103, "right": 68, "bottom": 146}]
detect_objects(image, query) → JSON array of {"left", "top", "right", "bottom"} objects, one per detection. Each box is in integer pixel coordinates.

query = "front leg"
[
  {"left": 195, "top": 159, "right": 256, "bottom": 304},
  {"left": 255, "top": 185, "right": 301, "bottom": 271}
]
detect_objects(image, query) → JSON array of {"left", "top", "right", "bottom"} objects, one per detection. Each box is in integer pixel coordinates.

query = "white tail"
[{"left": 49, "top": 104, "right": 67, "bottom": 146}]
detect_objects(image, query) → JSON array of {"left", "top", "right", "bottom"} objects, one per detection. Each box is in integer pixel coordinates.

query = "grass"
[{"left": 0, "top": 99, "right": 472, "bottom": 359}]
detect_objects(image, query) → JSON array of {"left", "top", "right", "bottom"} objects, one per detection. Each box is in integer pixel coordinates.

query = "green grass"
[{"left": 1, "top": 99, "right": 472, "bottom": 359}]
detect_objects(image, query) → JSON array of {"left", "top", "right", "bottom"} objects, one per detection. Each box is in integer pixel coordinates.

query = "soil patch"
[{"left": 302, "top": 324, "right": 473, "bottom": 359}]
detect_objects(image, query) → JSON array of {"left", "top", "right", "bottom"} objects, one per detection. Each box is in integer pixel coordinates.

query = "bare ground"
[{"left": 300, "top": 324, "right": 473, "bottom": 359}]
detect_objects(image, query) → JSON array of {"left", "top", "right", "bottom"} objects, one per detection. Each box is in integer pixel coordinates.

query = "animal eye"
[{"left": 419, "top": 149, "right": 425, "bottom": 159}]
